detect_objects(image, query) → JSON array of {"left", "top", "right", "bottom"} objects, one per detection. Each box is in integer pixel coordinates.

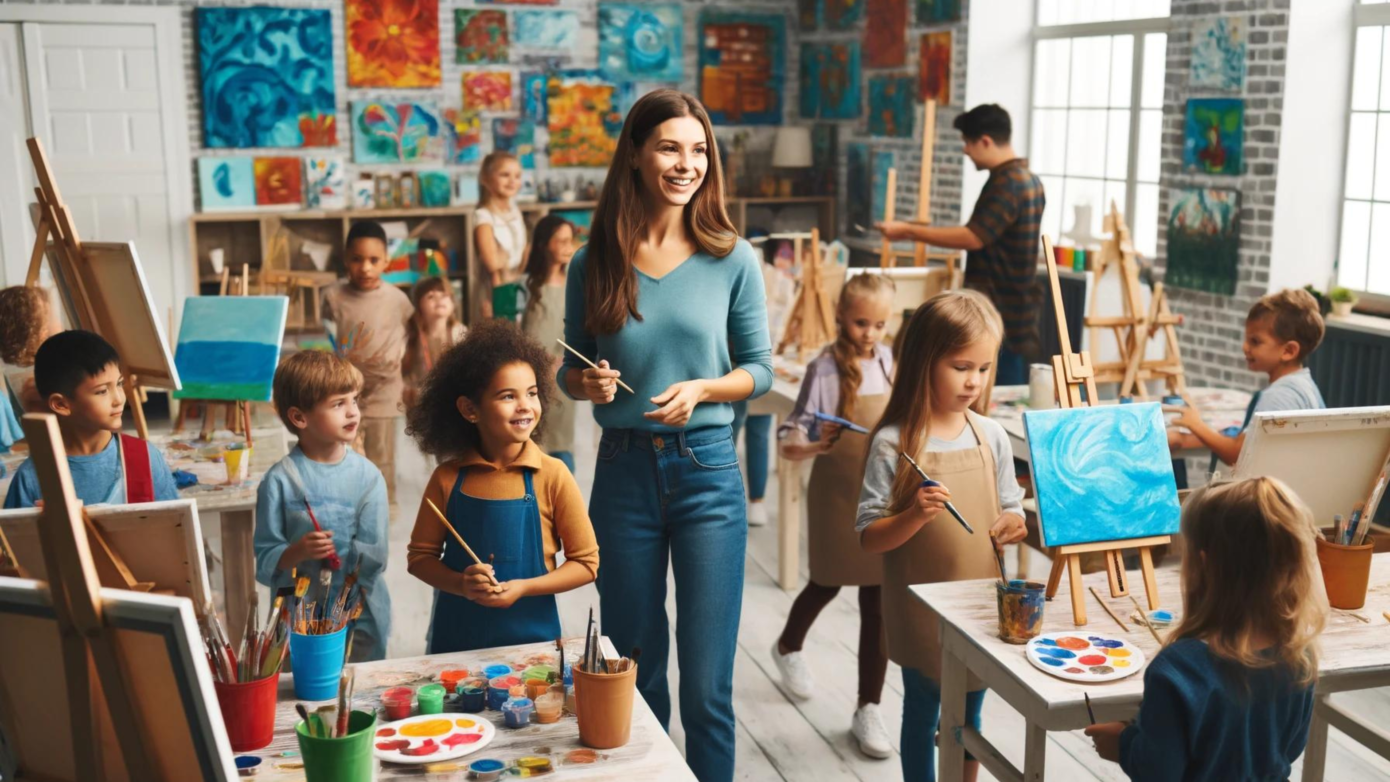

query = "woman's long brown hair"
[
  {"left": 583, "top": 90, "right": 736, "bottom": 335},
  {"left": 830, "top": 273, "right": 896, "bottom": 420}
]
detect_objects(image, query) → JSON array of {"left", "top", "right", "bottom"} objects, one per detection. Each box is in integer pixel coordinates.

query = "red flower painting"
[
  {"left": 346, "top": 0, "right": 441, "bottom": 88},
  {"left": 299, "top": 113, "right": 337, "bottom": 146},
  {"left": 253, "top": 157, "right": 303, "bottom": 206}
]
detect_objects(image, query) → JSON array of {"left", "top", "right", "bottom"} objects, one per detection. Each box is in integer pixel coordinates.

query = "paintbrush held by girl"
[
  {"left": 769, "top": 272, "right": 897, "bottom": 759},
  {"left": 404, "top": 320, "right": 598, "bottom": 654},
  {"left": 856, "top": 290, "right": 1028, "bottom": 782},
  {"left": 1084, "top": 477, "right": 1328, "bottom": 782}
]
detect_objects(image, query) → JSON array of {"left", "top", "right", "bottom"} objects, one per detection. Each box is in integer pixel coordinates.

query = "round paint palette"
[
  {"left": 1024, "top": 632, "right": 1146, "bottom": 683},
  {"left": 372, "top": 714, "right": 496, "bottom": 765}
]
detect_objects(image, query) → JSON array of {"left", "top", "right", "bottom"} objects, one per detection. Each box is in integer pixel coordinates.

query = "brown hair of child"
[
  {"left": 0, "top": 286, "right": 52, "bottom": 366},
  {"left": 272, "top": 350, "right": 364, "bottom": 432},
  {"left": 829, "top": 273, "right": 896, "bottom": 421},
  {"left": 403, "top": 276, "right": 462, "bottom": 379},
  {"left": 1247, "top": 289, "right": 1325, "bottom": 364}
]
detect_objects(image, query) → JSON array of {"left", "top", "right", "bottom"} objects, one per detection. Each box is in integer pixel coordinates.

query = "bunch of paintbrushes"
[
  {"left": 580, "top": 607, "right": 606, "bottom": 673},
  {"left": 1331, "top": 502, "right": 1374, "bottom": 547},
  {"left": 293, "top": 564, "right": 366, "bottom": 637},
  {"left": 297, "top": 668, "right": 357, "bottom": 739}
]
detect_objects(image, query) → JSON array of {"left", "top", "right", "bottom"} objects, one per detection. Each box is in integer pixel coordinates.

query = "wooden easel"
[
  {"left": 776, "top": 228, "right": 837, "bottom": 361},
  {"left": 1040, "top": 234, "right": 1165, "bottom": 626},
  {"left": 876, "top": 100, "right": 962, "bottom": 287}
]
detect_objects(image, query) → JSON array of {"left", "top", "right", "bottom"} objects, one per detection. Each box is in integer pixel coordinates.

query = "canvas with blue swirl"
[{"left": 1023, "top": 403, "right": 1181, "bottom": 547}]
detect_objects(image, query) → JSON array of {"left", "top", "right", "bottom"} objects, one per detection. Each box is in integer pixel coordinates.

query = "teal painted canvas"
[
  {"left": 916, "top": 0, "right": 960, "bottom": 24},
  {"left": 1183, "top": 98, "right": 1242, "bottom": 175},
  {"left": 1024, "top": 404, "right": 1181, "bottom": 547},
  {"left": 352, "top": 101, "right": 443, "bottom": 164},
  {"left": 799, "top": 42, "right": 861, "bottom": 119},
  {"left": 173, "top": 297, "right": 288, "bottom": 402},
  {"left": 514, "top": 9, "right": 579, "bottom": 49},
  {"left": 1166, "top": 188, "right": 1239, "bottom": 296},
  {"left": 1191, "top": 16, "right": 1244, "bottom": 92},
  {"left": 598, "top": 3, "right": 683, "bottom": 82},
  {"left": 492, "top": 118, "right": 536, "bottom": 169},
  {"left": 868, "top": 74, "right": 914, "bottom": 138},
  {"left": 419, "top": 171, "right": 452, "bottom": 207},
  {"left": 198, "top": 158, "right": 255, "bottom": 211}
]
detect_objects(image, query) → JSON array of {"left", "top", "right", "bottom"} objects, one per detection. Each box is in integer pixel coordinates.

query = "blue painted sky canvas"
[
  {"left": 598, "top": 3, "right": 683, "bottom": 83},
  {"left": 173, "top": 297, "right": 287, "bottom": 402},
  {"left": 1023, "top": 404, "right": 1181, "bottom": 547}
]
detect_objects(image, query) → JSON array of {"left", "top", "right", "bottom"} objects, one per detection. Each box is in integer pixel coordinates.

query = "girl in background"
[
  {"left": 473, "top": 151, "right": 528, "bottom": 319},
  {"left": 522, "top": 215, "right": 578, "bottom": 472},
  {"left": 402, "top": 276, "right": 465, "bottom": 409}
]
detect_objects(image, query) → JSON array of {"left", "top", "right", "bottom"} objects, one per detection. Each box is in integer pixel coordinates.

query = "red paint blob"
[
  {"left": 443, "top": 732, "right": 484, "bottom": 747},
  {"left": 402, "top": 739, "right": 439, "bottom": 757},
  {"left": 376, "top": 728, "right": 397, "bottom": 737},
  {"left": 1078, "top": 654, "right": 1108, "bottom": 666},
  {"left": 376, "top": 740, "right": 410, "bottom": 751},
  {"left": 1055, "top": 637, "right": 1090, "bottom": 650}
]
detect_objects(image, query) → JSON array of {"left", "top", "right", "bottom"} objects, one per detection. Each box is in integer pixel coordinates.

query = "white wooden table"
[
  {"left": 913, "top": 555, "right": 1390, "bottom": 782},
  {"left": 747, "top": 357, "right": 807, "bottom": 590},
  {"left": 253, "top": 638, "right": 696, "bottom": 781}
]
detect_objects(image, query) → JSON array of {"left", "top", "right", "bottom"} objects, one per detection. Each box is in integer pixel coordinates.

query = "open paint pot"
[
  {"left": 440, "top": 669, "right": 470, "bottom": 693},
  {"left": 482, "top": 663, "right": 513, "bottom": 680},
  {"left": 417, "top": 683, "right": 447, "bottom": 715},
  {"left": 996, "top": 580, "right": 1046, "bottom": 644},
  {"left": 533, "top": 692, "right": 563, "bottom": 724},
  {"left": 382, "top": 686, "right": 414, "bottom": 721},
  {"left": 468, "top": 758, "right": 506, "bottom": 780},
  {"left": 525, "top": 677, "right": 550, "bottom": 701},
  {"left": 296, "top": 709, "right": 376, "bottom": 782},
  {"left": 288, "top": 626, "right": 348, "bottom": 701},
  {"left": 502, "top": 696, "right": 534, "bottom": 728},
  {"left": 457, "top": 678, "right": 488, "bottom": 713},
  {"left": 572, "top": 661, "right": 637, "bottom": 749},
  {"left": 521, "top": 663, "right": 556, "bottom": 682},
  {"left": 215, "top": 672, "right": 281, "bottom": 752},
  {"left": 1316, "top": 537, "right": 1375, "bottom": 609},
  {"left": 487, "top": 675, "right": 519, "bottom": 711}
]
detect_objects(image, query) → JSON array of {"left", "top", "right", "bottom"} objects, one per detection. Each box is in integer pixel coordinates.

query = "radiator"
[{"left": 1308, "top": 322, "right": 1390, "bottom": 408}]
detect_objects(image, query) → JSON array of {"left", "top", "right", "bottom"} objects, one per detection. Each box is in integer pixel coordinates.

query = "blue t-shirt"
[
  {"left": 1119, "top": 637, "right": 1314, "bottom": 782},
  {"left": 3, "top": 433, "right": 179, "bottom": 508}
]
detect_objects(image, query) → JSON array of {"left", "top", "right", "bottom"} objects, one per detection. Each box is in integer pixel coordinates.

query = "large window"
[
  {"left": 1030, "top": 4, "right": 1169, "bottom": 258},
  {"left": 1339, "top": 2, "right": 1390, "bottom": 297}
]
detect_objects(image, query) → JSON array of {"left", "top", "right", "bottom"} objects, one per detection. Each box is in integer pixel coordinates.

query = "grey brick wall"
[{"left": 1155, "top": 0, "right": 1289, "bottom": 392}]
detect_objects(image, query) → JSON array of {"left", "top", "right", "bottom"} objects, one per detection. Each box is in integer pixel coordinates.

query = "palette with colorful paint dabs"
[
  {"left": 373, "top": 714, "right": 496, "bottom": 764},
  {"left": 1024, "top": 632, "right": 1146, "bottom": 683}
]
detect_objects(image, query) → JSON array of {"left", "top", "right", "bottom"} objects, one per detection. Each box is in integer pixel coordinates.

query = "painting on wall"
[
  {"left": 454, "top": 9, "right": 508, "bottom": 64},
  {"left": 553, "top": 209, "right": 593, "bottom": 245},
  {"left": 916, "top": 0, "right": 960, "bottom": 25},
  {"left": 493, "top": 119, "right": 537, "bottom": 169},
  {"left": 598, "top": 3, "right": 683, "bottom": 83},
  {"left": 419, "top": 171, "right": 452, "bottom": 207},
  {"left": 443, "top": 109, "right": 483, "bottom": 164},
  {"left": 345, "top": 0, "right": 441, "bottom": 88},
  {"left": 1191, "top": 16, "right": 1244, "bottom": 92},
  {"left": 919, "top": 31, "right": 952, "bottom": 105},
  {"left": 864, "top": 0, "right": 906, "bottom": 68},
  {"left": 799, "top": 42, "right": 861, "bottom": 120},
  {"left": 463, "top": 71, "right": 514, "bottom": 112},
  {"left": 197, "top": 7, "right": 336, "bottom": 149},
  {"left": 824, "top": 0, "right": 863, "bottom": 30},
  {"left": 1023, "top": 404, "right": 1180, "bottom": 547},
  {"left": 1183, "top": 98, "right": 1243, "bottom": 175},
  {"left": 173, "top": 297, "right": 288, "bottom": 402},
  {"left": 352, "top": 101, "right": 443, "bottom": 163},
  {"left": 698, "top": 11, "right": 785, "bottom": 126},
  {"left": 521, "top": 72, "right": 549, "bottom": 122},
  {"left": 810, "top": 124, "right": 838, "bottom": 197},
  {"left": 548, "top": 72, "right": 622, "bottom": 167},
  {"left": 868, "top": 75, "right": 914, "bottom": 138},
  {"left": 846, "top": 142, "right": 871, "bottom": 237},
  {"left": 1166, "top": 188, "right": 1240, "bottom": 296},
  {"left": 253, "top": 157, "right": 302, "bottom": 206},
  {"left": 477, "top": 0, "right": 556, "bottom": 5},
  {"left": 514, "top": 9, "right": 579, "bottom": 49},
  {"left": 304, "top": 158, "right": 346, "bottom": 210},
  {"left": 197, "top": 158, "right": 255, "bottom": 212},
  {"left": 873, "top": 148, "right": 895, "bottom": 227}
]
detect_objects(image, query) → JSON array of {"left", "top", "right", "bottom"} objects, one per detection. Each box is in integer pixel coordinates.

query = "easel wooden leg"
[
  {"left": 1067, "top": 554, "right": 1087, "bottom": 625},
  {"left": 200, "top": 402, "right": 217, "bottom": 440},
  {"left": 123, "top": 374, "right": 148, "bottom": 440},
  {"left": 1044, "top": 555, "right": 1065, "bottom": 600},
  {"left": 1139, "top": 546, "right": 1160, "bottom": 610},
  {"left": 61, "top": 632, "right": 98, "bottom": 780},
  {"left": 1106, "top": 550, "right": 1129, "bottom": 597}
]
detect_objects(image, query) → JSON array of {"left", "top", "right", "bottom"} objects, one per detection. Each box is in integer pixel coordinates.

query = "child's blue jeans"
[
  {"left": 902, "top": 667, "right": 986, "bottom": 782},
  {"left": 730, "top": 402, "right": 770, "bottom": 501}
]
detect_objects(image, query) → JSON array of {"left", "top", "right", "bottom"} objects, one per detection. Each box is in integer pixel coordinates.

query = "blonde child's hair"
[
  {"left": 1171, "top": 476, "right": 1327, "bottom": 688},
  {"left": 869, "top": 289, "right": 1003, "bottom": 515},
  {"left": 0, "top": 286, "right": 52, "bottom": 366},
  {"left": 479, "top": 150, "right": 519, "bottom": 209},
  {"left": 272, "top": 350, "right": 363, "bottom": 432},
  {"left": 1247, "top": 288, "right": 1325, "bottom": 364},
  {"left": 829, "top": 273, "right": 896, "bottom": 421}
]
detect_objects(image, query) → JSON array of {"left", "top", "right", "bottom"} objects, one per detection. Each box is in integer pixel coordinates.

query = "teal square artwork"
[
  {"left": 598, "top": 3, "right": 683, "bottom": 83},
  {"left": 868, "top": 74, "right": 914, "bottom": 138},
  {"left": 514, "top": 9, "right": 579, "bottom": 49},
  {"left": 799, "top": 42, "right": 861, "bottom": 119},
  {"left": 521, "top": 72, "right": 548, "bottom": 122},
  {"left": 1183, "top": 98, "right": 1242, "bottom": 175},
  {"left": 698, "top": 11, "right": 785, "bottom": 126},
  {"left": 352, "top": 101, "right": 443, "bottom": 164},
  {"left": 419, "top": 171, "right": 452, "bottom": 207},
  {"left": 197, "top": 157, "right": 255, "bottom": 211},
  {"left": 173, "top": 297, "right": 288, "bottom": 402},
  {"left": 492, "top": 119, "right": 536, "bottom": 169},
  {"left": 916, "top": 0, "right": 960, "bottom": 24},
  {"left": 1023, "top": 404, "right": 1181, "bottom": 547}
]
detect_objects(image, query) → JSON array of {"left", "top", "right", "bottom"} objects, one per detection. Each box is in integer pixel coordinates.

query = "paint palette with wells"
[
  {"left": 1024, "top": 632, "right": 1146, "bottom": 684},
  {"left": 373, "top": 714, "right": 496, "bottom": 764}
]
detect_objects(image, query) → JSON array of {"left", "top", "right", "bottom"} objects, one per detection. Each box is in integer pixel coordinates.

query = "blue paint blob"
[
  {"left": 1035, "top": 638, "right": 1058, "bottom": 646},
  {"left": 1093, "top": 639, "right": 1124, "bottom": 649},
  {"left": 1036, "top": 647, "right": 1076, "bottom": 659},
  {"left": 483, "top": 664, "right": 513, "bottom": 680},
  {"left": 471, "top": 758, "right": 507, "bottom": 772},
  {"left": 1152, "top": 610, "right": 1173, "bottom": 622},
  {"left": 235, "top": 756, "right": 262, "bottom": 770},
  {"left": 1039, "top": 657, "right": 1066, "bottom": 667}
]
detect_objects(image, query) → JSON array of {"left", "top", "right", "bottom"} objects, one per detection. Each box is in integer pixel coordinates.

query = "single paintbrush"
[
  {"left": 557, "top": 339, "right": 636, "bottom": 394},
  {"left": 899, "top": 452, "right": 974, "bottom": 534},
  {"left": 423, "top": 498, "right": 499, "bottom": 587}
]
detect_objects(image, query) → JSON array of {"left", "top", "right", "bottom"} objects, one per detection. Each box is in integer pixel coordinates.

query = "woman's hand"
[
  {"left": 1083, "top": 721, "right": 1127, "bottom": 762},
  {"left": 580, "top": 360, "right": 622, "bottom": 405},
  {"left": 644, "top": 380, "right": 708, "bottom": 427},
  {"left": 989, "top": 513, "right": 1027, "bottom": 548}
]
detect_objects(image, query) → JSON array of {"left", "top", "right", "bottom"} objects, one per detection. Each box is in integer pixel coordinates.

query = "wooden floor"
[{"left": 327, "top": 407, "right": 1390, "bottom": 781}]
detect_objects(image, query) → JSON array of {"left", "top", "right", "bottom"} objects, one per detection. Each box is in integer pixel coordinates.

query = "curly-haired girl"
[
  {"left": 404, "top": 319, "right": 598, "bottom": 653},
  {"left": 0, "top": 286, "right": 61, "bottom": 414}
]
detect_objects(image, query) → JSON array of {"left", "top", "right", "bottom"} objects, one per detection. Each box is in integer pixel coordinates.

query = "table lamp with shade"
[{"left": 772, "top": 126, "right": 813, "bottom": 197}]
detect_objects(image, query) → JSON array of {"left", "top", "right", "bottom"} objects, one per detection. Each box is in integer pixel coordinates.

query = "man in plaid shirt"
[{"left": 878, "top": 104, "right": 1045, "bottom": 385}]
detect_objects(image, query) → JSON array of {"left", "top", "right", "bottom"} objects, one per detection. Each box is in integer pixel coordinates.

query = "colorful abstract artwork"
[
  {"left": 598, "top": 3, "right": 683, "bottom": 83},
  {"left": 352, "top": 101, "right": 443, "bottom": 163},
  {"left": 173, "top": 297, "right": 288, "bottom": 402},
  {"left": 846, "top": 142, "right": 871, "bottom": 237},
  {"left": 477, "top": 0, "right": 556, "bottom": 4},
  {"left": 197, "top": 7, "right": 336, "bottom": 148},
  {"left": 916, "top": 0, "right": 960, "bottom": 25},
  {"left": 553, "top": 209, "right": 593, "bottom": 245},
  {"left": 521, "top": 72, "right": 549, "bottom": 122},
  {"left": 868, "top": 75, "right": 914, "bottom": 138},
  {"left": 419, "top": 171, "right": 453, "bottom": 207},
  {"left": 698, "top": 11, "right": 785, "bottom": 126},
  {"left": 919, "top": 31, "right": 952, "bottom": 105},
  {"left": 824, "top": 0, "right": 863, "bottom": 30},
  {"left": 197, "top": 158, "right": 255, "bottom": 212},
  {"left": 345, "top": 0, "right": 441, "bottom": 88},
  {"left": 1183, "top": 98, "right": 1243, "bottom": 175},
  {"left": 253, "top": 157, "right": 303, "bottom": 206},
  {"left": 463, "top": 71, "right": 513, "bottom": 112},
  {"left": 493, "top": 118, "right": 536, "bottom": 169},
  {"left": 799, "top": 43, "right": 861, "bottom": 120},
  {"left": 1023, "top": 404, "right": 1180, "bottom": 547},
  {"left": 547, "top": 72, "right": 622, "bottom": 167},
  {"left": 455, "top": 9, "right": 508, "bottom": 64},
  {"left": 443, "top": 109, "right": 482, "bottom": 164},
  {"left": 1166, "top": 188, "right": 1240, "bottom": 296},
  {"left": 384, "top": 237, "right": 422, "bottom": 286},
  {"left": 864, "top": 0, "right": 906, "bottom": 68},
  {"left": 514, "top": 9, "right": 579, "bottom": 49},
  {"left": 304, "top": 158, "right": 346, "bottom": 210},
  {"left": 1191, "top": 16, "right": 1244, "bottom": 92}
]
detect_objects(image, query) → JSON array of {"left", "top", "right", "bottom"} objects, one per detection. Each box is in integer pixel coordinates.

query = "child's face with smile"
[
  {"left": 291, "top": 391, "right": 361, "bottom": 445},
  {"left": 418, "top": 289, "right": 455, "bottom": 324},
  {"left": 460, "top": 361, "right": 541, "bottom": 451},
  {"left": 931, "top": 340, "right": 997, "bottom": 414},
  {"left": 1243, "top": 316, "right": 1299, "bottom": 373},
  {"left": 51, "top": 362, "right": 125, "bottom": 431}
]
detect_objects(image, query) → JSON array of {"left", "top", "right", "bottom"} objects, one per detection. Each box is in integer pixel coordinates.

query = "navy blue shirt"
[{"left": 1120, "top": 638, "right": 1315, "bottom": 782}]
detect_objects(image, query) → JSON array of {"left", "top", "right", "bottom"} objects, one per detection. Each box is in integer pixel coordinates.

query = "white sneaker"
[
  {"left": 852, "top": 703, "right": 893, "bottom": 759},
  {"left": 770, "top": 641, "right": 814, "bottom": 700},
  {"left": 747, "top": 501, "right": 768, "bottom": 527}
]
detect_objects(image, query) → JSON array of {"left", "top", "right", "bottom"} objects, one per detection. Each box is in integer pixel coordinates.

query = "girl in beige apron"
[
  {"left": 857, "top": 290, "right": 1028, "bottom": 782},
  {"left": 770, "top": 274, "right": 897, "bottom": 759}
]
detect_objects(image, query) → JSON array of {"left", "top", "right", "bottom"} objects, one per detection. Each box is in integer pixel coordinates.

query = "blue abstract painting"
[
  {"left": 1191, "top": 16, "right": 1244, "bottom": 92},
  {"left": 513, "top": 9, "right": 579, "bottom": 49},
  {"left": 1183, "top": 98, "right": 1243, "bottom": 176},
  {"left": 598, "top": 3, "right": 683, "bottom": 83},
  {"left": 173, "top": 297, "right": 288, "bottom": 402},
  {"left": 492, "top": 119, "right": 536, "bottom": 169},
  {"left": 521, "top": 72, "right": 549, "bottom": 122},
  {"left": 197, "top": 7, "right": 336, "bottom": 149},
  {"left": 799, "top": 42, "right": 861, "bottom": 119},
  {"left": 868, "top": 74, "right": 914, "bottom": 138},
  {"left": 197, "top": 158, "right": 255, "bottom": 211},
  {"left": 353, "top": 101, "right": 443, "bottom": 163},
  {"left": 1023, "top": 404, "right": 1181, "bottom": 547},
  {"left": 419, "top": 171, "right": 452, "bottom": 207}
]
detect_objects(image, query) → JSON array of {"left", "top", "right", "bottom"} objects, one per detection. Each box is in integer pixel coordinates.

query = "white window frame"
[
  {"left": 1338, "top": 2, "right": 1390, "bottom": 310},
  {"left": 1030, "top": 15, "right": 1170, "bottom": 252}
]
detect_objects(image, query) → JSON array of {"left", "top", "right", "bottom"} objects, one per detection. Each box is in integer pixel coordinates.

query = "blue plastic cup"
[{"left": 289, "top": 626, "right": 348, "bottom": 701}]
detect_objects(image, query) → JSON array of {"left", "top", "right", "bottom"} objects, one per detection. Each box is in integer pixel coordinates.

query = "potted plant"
[
  {"left": 1303, "top": 284, "right": 1332, "bottom": 316},
  {"left": 1329, "top": 287, "right": 1358, "bottom": 317}
]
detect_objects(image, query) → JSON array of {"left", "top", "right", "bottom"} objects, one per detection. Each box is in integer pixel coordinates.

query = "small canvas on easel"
[
  {"left": 172, "top": 297, "right": 288, "bottom": 402},
  {"left": 1024, "top": 403, "right": 1181, "bottom": 547}
]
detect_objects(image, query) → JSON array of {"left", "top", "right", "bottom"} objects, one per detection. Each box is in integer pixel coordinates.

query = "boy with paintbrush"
[{"left": 254, "top": 350, "right": 391, "bottom": 662}]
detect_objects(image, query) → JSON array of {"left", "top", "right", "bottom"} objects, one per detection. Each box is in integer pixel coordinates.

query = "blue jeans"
[
  {"left": 730, "top": 402, "right": 770, "bottom": 501},
  {"left": 901, "top": 667, "right": 986, "bottom": 782},
  {"left": 590, "top": 425, "right": 747, "bottom": 782},
  {"left": 995, "top": 346, "right": 1029, "bottom": 386},
  {"left": 551, "top": 450, "right": 575, "bottom": 473}
]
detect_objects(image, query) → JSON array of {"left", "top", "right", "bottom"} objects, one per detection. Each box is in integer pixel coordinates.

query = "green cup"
[
  {"left": 296, "top": 710, "right": 376, "bottom": 782},
  {"left": 417, "top": 683, "right": 446, "bottom": 715}
]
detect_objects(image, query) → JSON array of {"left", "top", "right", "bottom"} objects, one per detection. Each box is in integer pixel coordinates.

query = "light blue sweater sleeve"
[
  {"left": 148, "top": 443, "right": 180, "bottom": 502},
  {"left": 254, "top": 466, "right": 292, "bottom": 587}
]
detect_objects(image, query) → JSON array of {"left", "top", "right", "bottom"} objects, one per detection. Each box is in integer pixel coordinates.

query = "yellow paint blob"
[
  {"left": 399, "top": 719, "right": 452, "bottom": 738},
  {"left": 1113, "top": 660, "right": 1131, "bottom": 668},
  {"left": 455, "top": 719, "right": 476, "bottom": 729},
  {"left": 1106, "top": 648, "right": 1132, "bottom": 658}
]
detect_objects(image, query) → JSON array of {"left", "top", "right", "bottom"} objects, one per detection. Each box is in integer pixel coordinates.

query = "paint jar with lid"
[
  {"left": 534, "top": 692, "right": 563, "bottom": 724},
  {"left": 381, "top": 686, "right": 414, "bottom": 721},
  {"left": 457, "top": 677, "right": 488, "bottom": 713},
  {"left": 502, "top": 695, "right": 534, "bottom": 728},
  {"left": 417, "top": 683, "right": 447, "bottom": 715},
  {"left": 468, "top": 758, "right": 507, "bottom": 780}
]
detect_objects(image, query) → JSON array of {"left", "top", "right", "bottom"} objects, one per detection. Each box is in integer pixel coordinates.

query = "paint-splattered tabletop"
[{"left": 252, "top": 638, "right": 697, "bottom": 780}]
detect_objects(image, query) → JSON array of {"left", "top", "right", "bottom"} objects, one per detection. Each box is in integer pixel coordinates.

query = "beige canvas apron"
[
  {"left": 807, "top": 372, "right": 889, "bottom": 587},
  {"left": 882, "top": 412, "right": 1001, "bottom": 684}
]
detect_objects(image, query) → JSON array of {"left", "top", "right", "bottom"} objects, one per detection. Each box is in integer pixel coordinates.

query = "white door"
[{"left": 0, "top": 24, "right": 32, "bottom": 287}]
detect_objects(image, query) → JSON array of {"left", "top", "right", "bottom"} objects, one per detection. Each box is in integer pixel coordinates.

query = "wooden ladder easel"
[
  {"left": 876, "top": 100, "right": 962, "bottom": 287},
  {"left": 776, "top": 228, "right": 837, "bottom": 362}
]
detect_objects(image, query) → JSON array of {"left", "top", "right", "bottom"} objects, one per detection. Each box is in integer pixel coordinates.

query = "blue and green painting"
[{"left": 173, "top": 296, "right": 288, "bottom": 402}]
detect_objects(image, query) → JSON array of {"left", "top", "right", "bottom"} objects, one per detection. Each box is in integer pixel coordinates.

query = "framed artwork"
[
  {"left": 513, "top": 9, "right": 579, "bottom": 49},
  {"left": 419, "top": 171, "right": 452, "bottom": 207},
  {"left": 868, "top": 74, "right": 915, "bottom": 138},
  {"left": 698, "top": 11, "right": 785, "bottom": 126},
  {"left": 799, "top": 42, "right": 861, "bottom": 120},
  {"left": 1183, "top": 98, "right": 1243, "bottom": 175},
  {"left": 493, "top": 118, "right": 537, "bottom": 169},
  {"left": 919, "top": 31, "right": 952, "bottom": 105},
  {"left": 1166, "top": 188, "right": 1240, "bottom": 296},
  {"left": 173, "top": 296, "right": 288, "bottom": 402},
  {"left": 443, "top": 108, "right": 483, "bottom": 164},
  {"left": 521, "top": 72, "right": 549, "bottom": 122},
  {"left": 598, "top": 3, "right": 683, "bottom": 83},
  {"left": 304, "top": 157, "right": 347, "bottom": 210},
  {"left": 846, "top": 142, "right": 871, "bottom": 237},
  {"left": 454, "top": 9, "right": 508, "bottom": 64},
  {"left": 197, "top": 157, "right": 254, "bottom": 211},
  {"left": 824, "top": 0, "right": 863, "bottom": 30},
  {"left": 345, "top": 0, "right": 441, "bottom": 87},
  {"left": 1191, "top": 16, "right": 1245, "bottom": 92},
  {"left": 916, "top": 0, "right": 960, "bottom": 25},
  {"left": 547, "top": 72, "right": 622, "bottom": 167},
  {"left": 252, "top": 157, "right": 303, "bottom": 207},
  {"left": 463, "top": 70, "right": 514, "bottom": 112},
  {"left": 864, "top": 0, "right": 907, "bottom": 68},
  {"left": 352, "top": 101, "right": 443, "bottom": 163}
]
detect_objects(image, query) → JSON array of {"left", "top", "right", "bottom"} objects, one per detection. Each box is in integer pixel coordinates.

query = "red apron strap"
[{"left": 119, "top": 433, "right": 155, "bottom": 504}]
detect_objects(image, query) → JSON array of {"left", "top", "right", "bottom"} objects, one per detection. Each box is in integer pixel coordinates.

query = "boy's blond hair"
[
  {"left": 272, "top": 350, "right": 363, "bottom": 432},
  {"left": 1247, "top": 289, "right": 1325, "bottom": 364}
]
